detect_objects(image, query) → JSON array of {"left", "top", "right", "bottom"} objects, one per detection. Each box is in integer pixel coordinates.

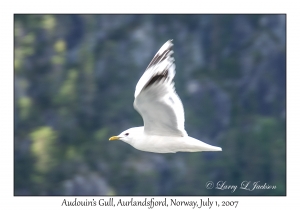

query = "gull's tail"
[{"left": 187, "top": 136, "right": 222, "bottom": 152}]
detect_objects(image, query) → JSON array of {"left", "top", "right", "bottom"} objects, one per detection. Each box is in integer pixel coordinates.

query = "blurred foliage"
[
  {"left": 14, "top": 14, "right": 286, "bottom": 195},
  {"left": 30, "top": 126, "right": 57, "bottom": 174}
]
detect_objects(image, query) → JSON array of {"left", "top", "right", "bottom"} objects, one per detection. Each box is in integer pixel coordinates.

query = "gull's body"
[
  {"left": 120, "top": 127, "right": 221, "bottom": 153},
  {"left": 109, "top": 40, "right": 222, "bottom": 153}
]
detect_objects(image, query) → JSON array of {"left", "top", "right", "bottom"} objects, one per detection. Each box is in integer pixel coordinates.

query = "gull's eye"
[{"left": 125, "top": 133, "right": 129, "bottom": 136}]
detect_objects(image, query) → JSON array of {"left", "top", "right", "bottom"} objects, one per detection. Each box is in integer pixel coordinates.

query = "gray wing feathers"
[
  {"left": 133, "top": 40, "right": 187, "bottom": 137},
  {"left": 134, "top": 82, "right": 186, "bottom": 137}
]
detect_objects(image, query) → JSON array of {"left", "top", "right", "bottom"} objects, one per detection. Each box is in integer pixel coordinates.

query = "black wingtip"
[
  {"left": 144, "top": 69, "right": 169, "bottom": 89},
  {"left": 146, "top": 40, "right": 174, "bottom": 70}
]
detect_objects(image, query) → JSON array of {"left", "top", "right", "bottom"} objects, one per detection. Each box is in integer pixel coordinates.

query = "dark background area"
[{"left": 14, "top": 14, "right": 286, "bottom": 195}]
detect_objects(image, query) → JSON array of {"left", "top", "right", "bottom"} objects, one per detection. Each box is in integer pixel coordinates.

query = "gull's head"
[{"left": 109, "top": 127, "right": 143, "bottom": 144}]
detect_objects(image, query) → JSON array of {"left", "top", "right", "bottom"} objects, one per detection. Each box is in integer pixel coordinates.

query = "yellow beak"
[{"left": 109, "top": 136, "right": 120, "bottom": 141}]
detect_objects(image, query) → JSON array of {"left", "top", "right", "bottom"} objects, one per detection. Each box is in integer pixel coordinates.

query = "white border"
[{"left": 2, "top": 0, "right": 299, "bottom": 209}]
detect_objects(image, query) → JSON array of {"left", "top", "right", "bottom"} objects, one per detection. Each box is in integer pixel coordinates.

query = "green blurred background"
[{"left": 14, "top": 14, "right": 286, "bottom": 195}]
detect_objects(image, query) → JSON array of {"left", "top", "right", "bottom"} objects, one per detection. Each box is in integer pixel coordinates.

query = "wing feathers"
[
  {"left": 144, "top": 69, "right": 168, "bottom": 89},
  {"left": 146, "top": 39, "right": 173, "bottom": 70},
  {"left": 134, "top": 40, "right": 187, "bottom": 137}
]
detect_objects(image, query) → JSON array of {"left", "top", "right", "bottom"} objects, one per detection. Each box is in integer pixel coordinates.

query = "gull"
[{"left": 109, "top": 40, "right": 222, "bottom": 153}]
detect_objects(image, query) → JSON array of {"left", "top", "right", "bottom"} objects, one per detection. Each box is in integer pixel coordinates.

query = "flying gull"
[{"left": 109, "top": 40, "right": 222, "bottom": 153}]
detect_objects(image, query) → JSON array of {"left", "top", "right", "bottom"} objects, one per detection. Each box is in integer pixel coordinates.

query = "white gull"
[{"left": 109, "top": 40, "right": 222, "bottom": 153}]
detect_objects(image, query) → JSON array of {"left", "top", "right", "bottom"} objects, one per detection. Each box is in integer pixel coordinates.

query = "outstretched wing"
[{"left": 134, "top": 40, "right": 187, "bottom": 137}]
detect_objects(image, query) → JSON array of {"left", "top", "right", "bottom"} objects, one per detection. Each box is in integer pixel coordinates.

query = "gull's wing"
[{"left": 134, "top": 40, "right": 187, "bottom": 137}]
